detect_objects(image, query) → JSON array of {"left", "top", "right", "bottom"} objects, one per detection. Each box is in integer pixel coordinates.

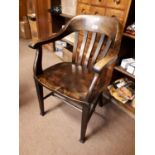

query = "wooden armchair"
[{"left": 29, "top": 15, "right": 121, "bottom": 143}]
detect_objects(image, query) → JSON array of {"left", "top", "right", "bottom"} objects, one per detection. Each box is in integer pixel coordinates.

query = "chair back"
[{"left": 61, "top": 15, "right": 121, "bottom": 68}]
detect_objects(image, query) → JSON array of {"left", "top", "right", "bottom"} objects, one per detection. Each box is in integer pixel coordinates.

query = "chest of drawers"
[{"left": 77, "top": 0, "right": 132, "bottom": 28}]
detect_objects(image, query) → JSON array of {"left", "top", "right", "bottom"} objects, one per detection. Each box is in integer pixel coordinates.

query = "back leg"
[{"left": 98, "top": 94, "right": 109, "bottom": 107}]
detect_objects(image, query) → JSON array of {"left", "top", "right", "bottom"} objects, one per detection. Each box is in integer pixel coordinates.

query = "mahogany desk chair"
[{"left": 29, "top": 15, "right": 121, "bottom": 143}]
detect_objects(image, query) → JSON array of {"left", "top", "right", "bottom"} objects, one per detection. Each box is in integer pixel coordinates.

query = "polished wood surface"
[
  {"left": 90, "top": 0, "right": 106, "bottom": 6},
  {"left": 77, "top": 0, "right": 132, "bottom": 30},
  {"left": 27, "top": 0, "right": 52, "bottom": 40},
  {"left": 36, "top": 62, "right": 94, "bottom": 102},
  {"left": 75, "top": 0, "right": 134, "bottom": 114},
  {"left": 106, "top": 0, "right": 130, "bottom": 10},
  {"left": 19, "top": 0, "right": 27, "bottom": 20},
  {"left": 29, "top": 15, "right": 121, "bottom": 143},
  {"left": 114, "top": 66, "right": 135, "bottom": 79},
  {"left": 30, "top": 15, "right": 121, "bottom": 48},
  {"left": 90, "top": 6, "right": 106, "bottom": 16},
  {"left": 77, "top": 3, "right": 90, "bottom": 15}
]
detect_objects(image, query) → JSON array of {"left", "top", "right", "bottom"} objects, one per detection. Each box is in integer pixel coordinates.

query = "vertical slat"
[
  {"left": 84, "top": 32, "right": 97, "bottom": 67},
  {"left": 77, "top": 65, "right": 82, "bottom": 74},
  {"left": 77, "top": 31, "right": 88, "bottom": 65},
  {"left": 72, "top": 32, "right": 79, "bottom": 63},
  {"left": 71, "top": 64, "right": 76, "bottom": 73},
  {"left": 99, "top": 38, "right": 112, "bottom": 58},
  {"left": 91, "top": 34, "right": 105, "bottom": 65}
]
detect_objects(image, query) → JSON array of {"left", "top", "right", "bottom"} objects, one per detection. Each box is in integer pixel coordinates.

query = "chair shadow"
[
  {"left": 45, "top": 102, "right": 65, "bottom": 114},
  {"left": 44, "top": 99, "right": 122, "bottom": 141},
  {"left": 19, "top": 83, "right": 36, "bottom": 107},
  {"left": 86, "top": 107, "right": 109, "bottom": 140},
  {"left": 86, "top": 101, "right": 131, "bottom": 140}
]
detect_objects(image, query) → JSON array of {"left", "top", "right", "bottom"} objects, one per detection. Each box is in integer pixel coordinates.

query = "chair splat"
[
  {"left": 84, "top": 32, "right": 97, "bottom": 67},
  {"left": 91, "top": 33, "right": 106, "bottom": 66},
  {"left": 77, "top": 31, "right": 88, "bottom": 65}
]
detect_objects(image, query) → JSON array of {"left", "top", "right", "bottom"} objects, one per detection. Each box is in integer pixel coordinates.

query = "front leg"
[{"left": 33, "top": 46, "right": 43, "bottom": 76}]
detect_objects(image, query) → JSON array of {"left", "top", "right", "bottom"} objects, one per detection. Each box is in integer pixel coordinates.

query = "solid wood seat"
[
  {"left": 29, "top": 15, "right": 122, "bottom": 143},
  {"left": 36, "top": 62, "right": 94, "bottom": 102}
]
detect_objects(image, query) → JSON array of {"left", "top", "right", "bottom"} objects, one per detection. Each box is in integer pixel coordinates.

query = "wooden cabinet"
[
  {"left": 77, "top": 3, "right": 90, "bottom": 15},
  {"left": 90, "top": 0, "right": 106, "bottom": 6},
  {"left": 77, "top": 0, "right": 132, "bottom": 28},
  {"left": 78, "top": 0, "right": 90, "bottom": 4},
  {"left": 77, "top": 0, "right": 132, "bottom": 30},
  {"left": 76, "top": 0, "right": 132, "bottom": 85},
  {"left": 19, "top": 0, "right": 27, "bottom": 20},
  {"left": 109, "top": 0, "right": 135, "bottom": 116},
  {"left": 27, "top": 0, "right": 52, "bottom": 41},
  {"left": 105, "top": 0, "right": 130, "bottom": 10},
  {"left": 90, "top": 6, "right": 106, "bottom": 15},
  {"left": 105, "top": 8, "right": 125, "bottom": 24}
]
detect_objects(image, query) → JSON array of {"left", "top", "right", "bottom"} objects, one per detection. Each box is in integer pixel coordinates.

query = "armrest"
[
  {"left": 28, "top": 32, "right": 63, "bottom": 49},
  {"left": 93, "top": 55, "right": 117, "bottom": 73}
]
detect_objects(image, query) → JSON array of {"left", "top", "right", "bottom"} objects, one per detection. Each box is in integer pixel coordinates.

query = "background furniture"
[
  {"left": 27, "top": 0, "right": 53, "bottom": 41},
  {"left": 29, "top": 15, "right": 121, "bottom": 142},
  {"left": 19, "top": 0, "right": 27, "bottom": 20},
  {"left": 106, "top": 0, "right": 135, "bottom": 115}
]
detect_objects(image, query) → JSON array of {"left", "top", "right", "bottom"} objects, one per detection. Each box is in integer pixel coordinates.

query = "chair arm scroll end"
[
  {"left": 28, "top": 42, "right": 39, "bottom": 49},
  {"left": 93, "top": 55, "right": 117, "bottom": 73}
]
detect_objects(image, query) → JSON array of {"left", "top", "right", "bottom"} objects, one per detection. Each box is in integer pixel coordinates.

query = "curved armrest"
[
  {"left": 29, "top": 19, "right": 74, "bottom": 49},
  {"left": 29, "top": 31, "right": 65, "bottom": 49},
  {"left": 93, "top": 55, "right": 117, "bottom": 73}
]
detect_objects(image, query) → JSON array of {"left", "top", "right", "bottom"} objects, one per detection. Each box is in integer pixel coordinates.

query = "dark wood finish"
[
  {"left": 114, "top": 66, "right": 135, "bottom": 79},
  {"left": 78, "top": 0, "right": 91, "bottom": 4},
  {"left": 105, "top": 0, "right": 130, "bottom": 10},
  {"left": 77, "top": 0, "right": 132, "bottom": 29},
  {"left": 35, "top": 0, "right": 51, "bottom": 39},
  {"left": 59, "top": 13, "right": 74, "bottom": 19},
  {"left": 89, "top": 6, "right": 106, "bottom": 16},
  {"left": 29, "top": 15, "right": 121, "bottom": 143},
  {"left": 100, "top": 38, "right": 112, "bottom": 57},
  {"left": 105, "top": 8, "right": 125, "bottom": 25},
  {"left": 27, "top": 0, "right": 53, "bottom": 40},
  {"left": 109, "top": 0, "right": 135, "bottom": 114},
  {"left": 90, "top": 0, "right": 106, "bottom": 6},
  {"left": 35, "top": 62, "right": 95, "bottom": 103},
  {"left": 78, "top": 31, "right": 88, "bottom": 65},
  {"left": 84, "top": 32, "right": 97, "bottom": 67},
  {"left": 72, "top": 32, "right": 79, "bottom": 63},
  {"left": 33, "top": 47, "right": 43, "bottom": 75},
  {"left": 123, "top": 32, "right": 135, "bottom": 39},
  {"left": 19, "top": 0, "right": 27, "bottom": 20},
  {"left": 76, "top": 0, "right": 132, "bottom": 92},
  {"left": 77, "top": 3, "right": 90, "bottom": 15},
  {"left": 91, "top": 33, "right": 105, "bottom": 65},
  {"left": 80, "top": 104, "right": 90, "bottom": 142},
  {"left": 34, "top": 79, "right": 45, "bottom": 116}
]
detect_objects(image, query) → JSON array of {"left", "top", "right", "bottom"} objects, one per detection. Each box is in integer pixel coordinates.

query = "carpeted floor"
[{"left": 19, "top": 39, "right": 135, "bottom": 155}]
